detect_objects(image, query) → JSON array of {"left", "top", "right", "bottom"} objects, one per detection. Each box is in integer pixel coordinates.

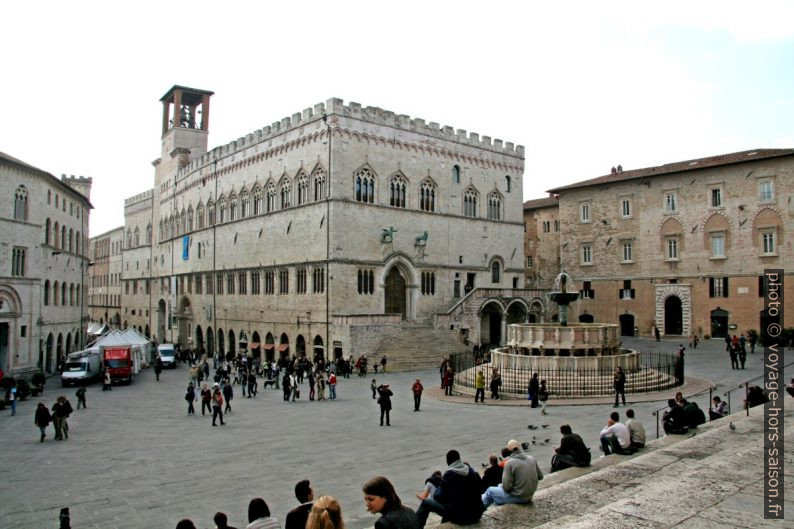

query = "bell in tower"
[{"left": 160, "top": 85, "right": 214, "bottom": 135}]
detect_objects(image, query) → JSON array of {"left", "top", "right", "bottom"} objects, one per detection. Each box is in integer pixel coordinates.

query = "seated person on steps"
[{"left": 599, "top": 411, "right": 632, "bottom": 455}]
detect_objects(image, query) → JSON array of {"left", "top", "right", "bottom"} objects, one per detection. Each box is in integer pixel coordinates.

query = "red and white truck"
[{"left": 103, "top": 346, "right": 134, "bottom": 385}]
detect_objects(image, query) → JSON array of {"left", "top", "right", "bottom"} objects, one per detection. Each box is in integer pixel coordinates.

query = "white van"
[
  {"left": 157, "top": 344, "right": 176, "bottom": 368},
  {"left": 61, "top": 350, "right": 102, "bottom": 386}
]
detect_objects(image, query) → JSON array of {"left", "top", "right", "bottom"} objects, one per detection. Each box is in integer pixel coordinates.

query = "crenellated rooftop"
[
  {"left": 124, "top": 188, "right": 154, "bottom": 206},
  {"left": 176, "top": 98, "right": 524, "bottom": 178}
]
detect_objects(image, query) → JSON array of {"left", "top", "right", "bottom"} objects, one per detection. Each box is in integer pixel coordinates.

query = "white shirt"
[{"left": 600, "top": 421, "right": 631, "bottom": 449}]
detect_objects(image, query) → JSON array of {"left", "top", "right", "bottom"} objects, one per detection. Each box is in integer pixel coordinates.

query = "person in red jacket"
[
  {"left": 328, "top": 372, "right": 337, "bottom": 400},
  {"left": 412, "top": 378, "right": 424, "bottom": 411}
]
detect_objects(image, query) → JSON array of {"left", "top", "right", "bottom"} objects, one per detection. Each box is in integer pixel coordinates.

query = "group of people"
[
  {"left": 726, "top": 333, "right": 752, "bottom": 369},
  {"left": 662, "top": 391, "right": 707, "bottom": 435},
  {"left": 473, "top": 368, "right": 503, "bottom": 402},
  {"left": 33, "top": 395, "right": 75, "bottom": 442}
]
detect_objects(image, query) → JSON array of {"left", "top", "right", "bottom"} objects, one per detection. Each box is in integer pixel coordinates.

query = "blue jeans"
[
  {"left": 482, "top": 485, "right": 529, "bottom": 507},
  {"left": 416, "top": 497, "right": 446, "bottom": 527},
  {"left": 330, "top": 385, "right": 336, "bottom": 399}
]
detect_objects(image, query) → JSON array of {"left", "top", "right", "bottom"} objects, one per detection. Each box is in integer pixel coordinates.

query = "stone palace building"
[
  {"left": 119, "top": 86, "right": 543, "bottom": 368},
  {"left": 0, "top": 152, "right": 92, "bottom": 376},
  {"left": 527, "top": 149, "right": 793, "bottom": 341}
]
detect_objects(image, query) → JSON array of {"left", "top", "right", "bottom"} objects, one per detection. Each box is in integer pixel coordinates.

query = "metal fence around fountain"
[{"left": 450, "top": 351, "right": 683, "bottom": 398}]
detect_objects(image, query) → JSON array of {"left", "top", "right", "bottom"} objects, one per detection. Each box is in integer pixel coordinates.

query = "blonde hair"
[{"left": 306, "top": 495, "right": 345, "bottom": 529}]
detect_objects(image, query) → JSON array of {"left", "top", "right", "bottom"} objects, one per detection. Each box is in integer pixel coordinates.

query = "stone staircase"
[{"left": 374, "top": 322, "right": 470, "bottom": 371}]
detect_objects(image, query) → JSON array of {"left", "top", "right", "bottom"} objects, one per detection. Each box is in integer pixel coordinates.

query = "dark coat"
[
  {"left": 375, "top": 506, "right": 421, "bottom": 529},
  {"left": 481, "top": 464, "right": 503, "bottom": 493},
  {"left": 558, "top": 433, "right": 590, "bottom": 466},
  {"left": 434, "top": 463, "right": 485, "bottom": 525},
  {"left": 284, "top": 502, "right": 312, "bottom": 529},
  {"left": 35, "top": 406, "right": 52, "bottom": 427},
  {"left": 378, "top": 386, "right": 393, "bottom": 410}
]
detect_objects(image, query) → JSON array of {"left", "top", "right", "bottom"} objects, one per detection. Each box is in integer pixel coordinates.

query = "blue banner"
[{"left": 182, "top": 236, "right": 189, "bottom": 260}]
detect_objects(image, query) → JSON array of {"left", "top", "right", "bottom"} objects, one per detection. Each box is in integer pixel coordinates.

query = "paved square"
[{"left": 0, "top": 338, "right": 783, "bottom": 529}]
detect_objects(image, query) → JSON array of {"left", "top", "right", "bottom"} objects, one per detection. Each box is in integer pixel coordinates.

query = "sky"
[{"left": 2, "top": 1, "right": 793, "bottom": 236}]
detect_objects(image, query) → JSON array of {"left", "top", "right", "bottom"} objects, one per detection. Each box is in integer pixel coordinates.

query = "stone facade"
[
  {"left": 87, "top": 226, "right": 123, "bottom": 327},
  {"left": 120, "top": 86, "right": 529, "bottom": 362},
  {"left": 0, "top": 152, "right": 92, "bottom": 376},
  {"left": 523, "top": 197, "right": 560, "bottom": 290},
  {"left": 538, "top": 149, "right": 794, "bottom": 340}
]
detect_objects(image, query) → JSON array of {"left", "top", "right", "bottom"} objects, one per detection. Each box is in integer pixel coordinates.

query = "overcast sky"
[{"left": 2, "top": 1, "right": 793, "bottom": 236}]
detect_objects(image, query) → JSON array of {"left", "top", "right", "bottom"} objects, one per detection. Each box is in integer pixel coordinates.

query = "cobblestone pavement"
[{"left": 0, "top": 337, "right": 788, "bottom": 529}]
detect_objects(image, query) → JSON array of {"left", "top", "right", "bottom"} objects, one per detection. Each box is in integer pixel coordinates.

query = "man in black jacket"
[
  {"left": 285, "top": 480, "right": 313, "bottom": 529},
  {"left": 416, "top": 449, "right": 484, "bottom": 528},
  {"left": 551, "top": 424, "right": 591, "bottom": 472}
]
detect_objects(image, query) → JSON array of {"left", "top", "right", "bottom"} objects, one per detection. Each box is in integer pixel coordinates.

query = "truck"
[
  {"left": 61, "top": 350, "right": 102, "bottom": 387},
  {"left": 103, "top": 346, "right": 134, "bottom": 385},
  {"left": 157, "top": 343, "right": 176, "bottom": 368}
]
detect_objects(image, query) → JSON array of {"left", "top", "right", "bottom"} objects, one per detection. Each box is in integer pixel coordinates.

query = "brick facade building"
[{"left": 537, "top": 149, "right": 793, "bottom": 341}]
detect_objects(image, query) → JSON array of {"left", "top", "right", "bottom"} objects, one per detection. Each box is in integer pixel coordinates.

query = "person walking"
[
  {"left": 75, "top": 386, "right": 87, "bottom": 409},
  {"left": 102, "top": 368, "right": 112, "bottom": 391},
  {"left": 308, "top": 370, "right": 316, "bottom": 401},
  {"left": 729, "top": 341, "right": 739, "bottom": 369},
  {"left": 51, "top": 395, "right": 73, "bottom": 441},
  {"left": 377, "top": 383, "right": 393, "bottom": 426},
  {"left": 317, "top": 371, "right": 326, "bottom": 401},
  {"left": 474, "top": 370, "right": 485, "bottom": 403},
  {"left": 490, "top": 369, "right": 501, "bottom": 400},
  {"left": 185, "top": 382, "right": 196, "bottom": 415},
  {"left": 154, "top": 356, "right": 163, "bottom": 381},
  {"left": 211, "top": 384, "right": 225, "bottom": 426},
  {"left": 412, "top": 378, "right": 424, "bottom": 411},
  {"left": 34, "top": 402, "right": 52, "bottom": 442},
  {"left": 528, "top": 373, "right": 540, "bottom": 408},
  {"left": 613, "top": 366, "right": 626, "bottom": 407},
  {"left": 7, "top": 384, "right": 17, "bottom": 416},
  {"left": 380, "top": 355, "right": 388, "bottom": 374},
  {"left": 329, "top": 372, "right": 337, "bottom": 400},
  {"left": 538, "top": 380, "right": 549, "bottom": 415},
  {"left": 282, "top": 373, "right": 292, "bottom": 402},
  {"left": 371, "top": 378, "right": 378, "bottom": 399},
  {"left": 200, "top": 384, "right": 212, "bottom": 416},
  {"left": 223, "top": 379, "right": 234, "bottom": 413}
]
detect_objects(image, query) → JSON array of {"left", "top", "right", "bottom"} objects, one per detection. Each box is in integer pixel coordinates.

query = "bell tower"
[{"left": 158, "top": 85, "right": 214, "bottom": 172}]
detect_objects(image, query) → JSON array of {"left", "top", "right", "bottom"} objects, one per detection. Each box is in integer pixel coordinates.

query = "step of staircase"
[{"left": 374, "top": 324, "right": 469, "bottom": 371}]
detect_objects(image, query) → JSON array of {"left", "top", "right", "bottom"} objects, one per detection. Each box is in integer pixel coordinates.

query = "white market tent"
[{"left": 85, "top": 330, "right": 152, "bottom": 374}]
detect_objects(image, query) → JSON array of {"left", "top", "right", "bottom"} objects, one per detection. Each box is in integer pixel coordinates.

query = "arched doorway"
[
  {"left": 228, "top": 329, "right": 236, "bottom": 356},
  {"left": 710, "top": 309, "right": 729, "bottom": 339},
  {"left": 56, "top": 333, "right": 63, "bottom": 368},
  {"left": 618, "top": 314, "right": 634, "bottom": 336},
  {"left": 206, "top": 327, "right": 214, "bottom": 355},
  {"left": 384, "top": 267, "right": 407, "bottom": 319},
  {"left": 296, "top": 335, "right": 306, "bottom": 357},
  {"left": 178, "top": 297, "right": 192, "bottom": 348},
  {"left": 619, "top": 314, "right": 635, "bottom": 336},
  {"left": 313, "top": 335, "right": 324, "bottom": 363},
  {"left": 217, "top": 328, "right": 225, "bottom": 356},
  {"left": 506, "top": 301, "right": 527, "bottom": 325},
  {"left": 279, "top": 333, "right": 290, "bottom": 359},
  {"left": 480, "top": 301, "right": 503, "bottom": 346},
  {"left": 664, "top": 296, "right": 683, "bottom": 335},
  {"left": 578, "top": 313, "right": 594, "bottom": 323},
  {"left": 529, "top": 300, "right": 544, "bottom": 323},
  {"left": 65, "top": 333, "right": 72, "bottom": 354},
  {"left": 46, "top": 333, "right": 54, "bottom": 373},
  {"left": 250, "top": 331, "right": 260, "bottom": 360},
  {"left": 265, "top": 332, "right": 275, "bottom": 363},
  {"left": 157, "top": 299, "right": 166, "bottom": 344},
  {"left": 195, "top": 325, "right": 204, "bottom": 354},
  {"left": 144, "top": 324, "right": 150, "bottom": 339}
]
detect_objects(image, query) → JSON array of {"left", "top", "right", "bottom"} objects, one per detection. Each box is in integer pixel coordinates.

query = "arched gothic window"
[
  {"left": 45, "top": 218, "right": 51, "bottom": 245},
  {"left": 228, "top": 194, "right": 237, "bottom": 221},
  {"left": 146, "top": 223, "right": 152, "bottom": 243},
  {"left": 69, "top": 229, "right": 74, "bottom": 252},
  {"left": 76, "top": 232, "right": 81, "bottom": 255},
  {"left": 218, "top": 197, "right": 227, "bottom": 223},
  {"left": 280, "top": 180, "right": 291, "bottom": 208},
  {"left": 266, "top": 183, "right": 276, "bottom": 212},
  {"left": 296, "top": 172, "right": 309, "bottom": 205},
  {"left": 487, "top": 192, "right": 502, "bottom": 221},
  {"left": 355, "top": 168, "right": 375, "bottom": 203},
  {"left": 312, "top": 167, "right": 327, "bottom": 201},
  {"left": 61, "top": 226, "right": 66, "bottom": 249},
  {"left": 420, "top": 181, "right": 436, "bottom": 212},
  {"left": 53, "top": 281, "right": 60, "bottom": 305},
  {"left": 196, "top": 204, "right": 205, "bottom": 229},
  {"left": 207, "top": 199, "right": 215, "bottom": 225},
  {"left": 54, "top": 222, "right": 60, "bottom": 247},
  {"left": 187, "top": 206, "right": 194, "bottom": 231},
  {"left": 126, "top": 229, "right": 133, "bottom": 248},
  {"left": 159, "top": 220, "right": 164, "bottom": 240},
  {"left": 240, "top": 191, "right": 249, "bottom": 218},
  {"left": 505, "top": 175, "right": 512, "bottom": 193},
  {"left": 134, "top": 227, "right": 140, "bottom": 246},
  {"left": 44, "top": 280, "right": 51, "bottom": 305},
  {"left": 253, "top": 187, "right": 263, "bottom": 215},
  {"left": 452, "top": 165, "right": 461, "bottom": 184},
  {"left": 14, "top": 185, "right": 28, "bottom": 220},
  {"left": 491, "top": 261, "right": 501, "bottom": 283},
  {"left": 179, "top": 209, "right": 186, "bottom": 234},
  {"left": 463, "top": 188, "right": 478, "bottom": 218},
  {"left": 61, "top": 282, "right": 67, "bottom": 305},
  {"left": 389, "top": 174, "right": 407, "bottom": 208}
]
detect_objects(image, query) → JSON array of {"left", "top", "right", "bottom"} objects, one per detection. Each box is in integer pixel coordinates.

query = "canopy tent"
[
  {"left": 84, "top": 330, "right": 152, "bottom": 374},
  {"left": 86, "top": 322, "right": 110, "bottom": 336}
]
